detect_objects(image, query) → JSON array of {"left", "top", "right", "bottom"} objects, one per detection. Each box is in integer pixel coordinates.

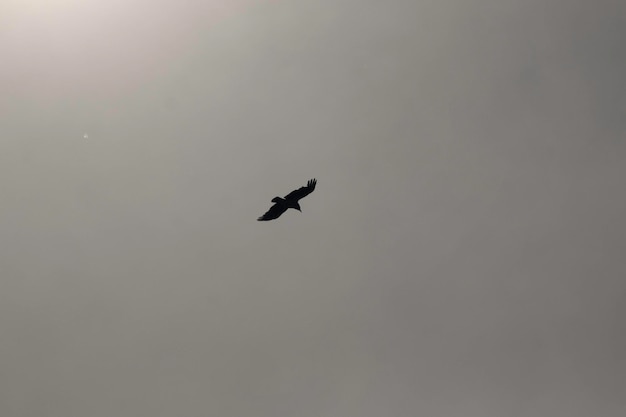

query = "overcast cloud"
[{"left": 1, "top": 1, "right": 625, "bottom": 416}]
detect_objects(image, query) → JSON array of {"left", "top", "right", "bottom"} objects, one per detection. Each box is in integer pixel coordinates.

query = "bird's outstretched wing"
[
  {"left": 257, "top": 203, "right": 287, "bottom": 221},
  {"left": 284, "top": 178, "right": 317, "bottom": 201}
]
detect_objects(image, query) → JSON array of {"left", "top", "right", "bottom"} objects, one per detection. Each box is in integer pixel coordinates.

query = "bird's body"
[{"left": 258, "top": 179, "right": 317, "bottom": 221}]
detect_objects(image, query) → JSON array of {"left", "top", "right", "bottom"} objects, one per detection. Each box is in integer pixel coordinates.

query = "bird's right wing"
[
  {"left": 284, "top": 178, "right": 317, "bottom": 201},
  {"left": 257, "top": 203, "right": 287, "bottom": 221}
]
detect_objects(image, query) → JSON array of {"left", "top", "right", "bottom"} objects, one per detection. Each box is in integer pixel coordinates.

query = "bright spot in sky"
[{"left": 83, "top": 133, "right": 89, "bottom": 139}]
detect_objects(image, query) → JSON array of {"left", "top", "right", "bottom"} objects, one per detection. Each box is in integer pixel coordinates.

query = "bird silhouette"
[{"left": 257, "top": 179, "right": 317, "bottom": 221}]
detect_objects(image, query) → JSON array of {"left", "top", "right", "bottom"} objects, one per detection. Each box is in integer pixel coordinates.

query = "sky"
[{"left": 1, "top": 1, "right": 625, "bottom": 416}]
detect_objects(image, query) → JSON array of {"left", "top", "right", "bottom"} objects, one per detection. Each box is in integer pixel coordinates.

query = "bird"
[{"left": 257, "top": 178, "right": 317, "bottom": 221}]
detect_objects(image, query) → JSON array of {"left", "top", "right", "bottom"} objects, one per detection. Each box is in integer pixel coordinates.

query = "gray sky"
[{"left": 1, "top": 1, "right": 625, "bottom": 416}]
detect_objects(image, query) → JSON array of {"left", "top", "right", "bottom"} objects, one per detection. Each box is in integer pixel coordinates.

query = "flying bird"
[{"left": 257, "top": 178, "right": 317, "bottom": 221}]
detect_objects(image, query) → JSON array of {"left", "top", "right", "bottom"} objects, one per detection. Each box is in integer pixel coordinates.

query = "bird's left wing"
[
  {"left": 284, "top": 178, "right": 317, "bottom": 201},
  {"left": 257, "top": 203, "right": 287, "bottom": 221}
]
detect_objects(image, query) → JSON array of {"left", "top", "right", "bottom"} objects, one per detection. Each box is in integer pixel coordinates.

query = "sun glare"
[
  {"left": 3, "top": 0, "right": 279, "bottom": 98},
  {"left": 5, "top": 0, "right": 81, "bottom": 13}
]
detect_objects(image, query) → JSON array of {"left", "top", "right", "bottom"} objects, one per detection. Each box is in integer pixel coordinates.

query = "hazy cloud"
[{"left": 1, "top": 1, "right": 624, "bottom": 416}]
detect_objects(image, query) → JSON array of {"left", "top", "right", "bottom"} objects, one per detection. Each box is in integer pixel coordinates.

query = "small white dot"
[{"left": 83, "top": 133, "right": 89, "bottom": 139}]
